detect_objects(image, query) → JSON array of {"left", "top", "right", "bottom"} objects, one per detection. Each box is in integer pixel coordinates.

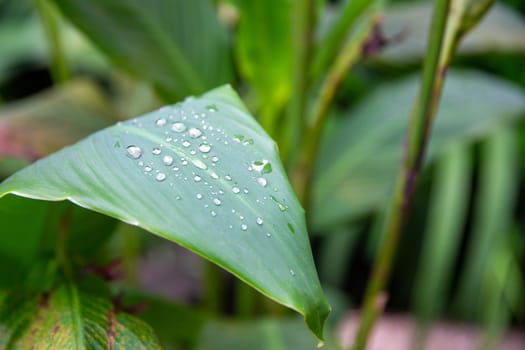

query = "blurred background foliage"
[{"left": 0, "top": 0, "right": 524, "bottom": 348}]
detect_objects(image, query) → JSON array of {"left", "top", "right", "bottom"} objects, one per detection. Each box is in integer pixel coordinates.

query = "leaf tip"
[{"left": 304, "top": 299, "right": 331, "bottom": 341}]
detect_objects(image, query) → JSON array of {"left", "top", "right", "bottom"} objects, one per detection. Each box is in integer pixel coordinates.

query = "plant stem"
[
  {"left": 283, "top": 0, "right": 316, "bottom": 166},
  {"left": 293, "top": 11, "right": 379, "bottom": 205},
  {"left": 351, "top": 1, "right": 451, "bottom": 349},
  {"left": 311, "top": 0, "right": 373, "bottom": 81},
  {"left": 35, "top": 0, "right": 69, "bottom": 84}
]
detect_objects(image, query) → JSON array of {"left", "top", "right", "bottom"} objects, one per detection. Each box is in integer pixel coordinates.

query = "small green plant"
[{"left": 0, "top": 0, "right": 524, "bottom": 349}]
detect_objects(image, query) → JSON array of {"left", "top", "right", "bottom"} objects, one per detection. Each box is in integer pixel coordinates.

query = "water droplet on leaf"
[
  {"left": 188, "top": 127, "right": 202, "bottom": 138},
  {"left": 172, "top": 122, "right": 186, "bottom": 132},
  {"left": 163, "top": 155, "right": 174, "bottom": 166},
  {"left": 126, "top": 145, "right": 142, "bottom": 159},
  {"left": 199, "top": 143, "right": 211, "bottom": 153}
]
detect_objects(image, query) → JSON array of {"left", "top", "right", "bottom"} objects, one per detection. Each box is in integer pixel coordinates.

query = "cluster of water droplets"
[{"left": 123, "top": 101, "right": 294, "bottom": 245}]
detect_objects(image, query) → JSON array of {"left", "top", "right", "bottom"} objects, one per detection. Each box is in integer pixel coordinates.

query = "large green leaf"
[
  {"left": 377, "top": 3, "right": 525, "bottom": 63},
  {"left": 53, "top": 0, "right": 232, "bottom": 101},
  {"left": 0, "top": 285, "right": 162, "bottom": 349},
  {"left": 0, "top": 85, "right": 330, "bottom": 339},
  {"left": 311, "top": 70, "right": 525, "bottom": 230}
]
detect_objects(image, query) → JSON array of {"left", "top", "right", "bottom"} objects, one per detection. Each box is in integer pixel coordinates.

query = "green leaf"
[
  {"left": 455, "top": 126, "right": 519, "bottom": 319},
  {"left": 53, "top": 0, "right": 232, "bottom": 100},
  {"left": 195, "top": 317, "right": 340, "bottom": 350},
  {"left": 121, "top": 292, "right": 207, "bottom": 349},
  {"left": 311, "top": 70, "right": 525, "bottom": 230},
  {"left": 0, "top": 80, "right": 116, "bottom": 163},
  {"left": 0, "top": 85, "right": 330, "bottom": 339},
  {"left": 1, "top": 285, "right": 162, "bottom": 349},
  {"left": 234, "top": 0, "right": 293, "bottom": 130},
  {"left": 0, "top": 195, "right": 117, "bottom": 288},
  {"left": 412, "top": 143, "right": 471, "bottom": 323},
  {"left": 377, "top": 3, "right": 525, "bottom": 63}
]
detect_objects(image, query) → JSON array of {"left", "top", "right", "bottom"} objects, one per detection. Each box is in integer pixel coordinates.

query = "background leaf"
[
  {"left": 53, "top": 0, "right": 233, "bottom": 100},
  {"left": 310, "top": 70, "right": 525, "bottom": 230},
  {"left": 195, "top": 317, "right": 340, "bottom": 350},
  {"left": 0, "top": 85, "right": 330, "bottom": 339},
  {"left": 234, "top": 0, "right": 293, "bottom": 131},
  {"left": 0, "top": 284, "right": 162, "bottom": 349},
  {"left": 0, "top": 80, "right": 116, "bottom": 167},
  {"left": 377, "top": 3, "right": 525, "bottom": 63}
]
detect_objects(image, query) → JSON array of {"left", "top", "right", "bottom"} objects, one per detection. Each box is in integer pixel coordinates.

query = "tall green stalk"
[
  {"left": 35, "top": 0, "right": 70, "bottom": 84},
  {"left": 351, "top": 1, "right": 495, "bottom": 349},
  {"left": 351, "top": 1, "right": 450, "bottom": 348}
]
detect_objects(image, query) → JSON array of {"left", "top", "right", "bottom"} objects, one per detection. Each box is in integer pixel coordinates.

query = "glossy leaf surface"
[{"left": 0, "top": 85, "right": 330, "bottom": 339}]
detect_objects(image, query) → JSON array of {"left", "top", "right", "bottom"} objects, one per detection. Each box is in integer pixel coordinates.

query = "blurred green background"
[{"left": 0, "top": 0, "right": 524, "bottom": 349}]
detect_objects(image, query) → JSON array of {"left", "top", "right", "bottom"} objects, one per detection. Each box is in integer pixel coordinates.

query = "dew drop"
[
  {"left": 266, "top": 233, "right": 272, "bottom": 238},
  {"left": 163, "top": 155, "right": 174, "bottom": 166},
  {"left": 144, "top": 165, "right": 152, "bottom": 172},
  {"left": 182, "top": 140, "right": 191, "bottom": 148},
  {"left": 126, "top": 145, "right": 142, "bottom": 159},
  {"left": 172, "top": 122, "right": 186, "bottom": 132},
  {"left": 257, "top": 177, "right": 267, "bottom": 187},
  {"left": 243, "top": 189, "right": 249, "bottom": 194},
  {"left": 225, "top": 175, "right": 232, "bottom": 181},
  {"left": 156, "top": 172, "right": 166, "bottom": 181},
  {"left": 152, "top": 148, "right": 161, "bottom": 155},
  {"left": 233, "top": 134, "right": 244, "bottom": 143},
  {"left": 241, "top": 224, "right": 248, "bottom": 231},
  {"left": 232, "top": 187, "right": 240, "bottom": 194},
  {"left": 256, "top": 217, "right": 264, "bottom": 225},
  {"left": 194, "top": 175, "right": 202, "bottom": 182},
  {"left": 211, "top": 156, "right": 219, "bottom": 163},
  {"left": 196, "top": 194, "right": 203, "bottom": 200},
  {"left": 213, "top": 198, "right": 222, "bottom": 206},
  {"left": 192, "top": 159, "right": 208, "bottom": 170},
  {"left": 199, "top": 143, "right": 211, "bottom": 153},
  {"left": 252, "top": 160, "right": 272, "bottom": 174},
  {"left": 210, "top": 172, "right": 219, "bottom": 179},
  {"left": 211, "top": 211, "right": 217, "bottom": 217},
  {"left": 243, "top": 139, "right": 254, "bottom": 146},
  {"left": 206, "top": 104, "right": 218, "bottom": 112},
  {"left": 173, "top": 166, "right": 179, "bottom": 172},
  {"left": 176, "top": 195, "right": 182, "bottom": 200},
  {"left": 156, "top": 118, "right": 167, "bottom": 127},
  {"left": 188, "top": 127, "right": 202, "bottom": 138},
  {"left": 290, "top": 269, "right": 296, "bottom": 276},
  {"left": 287, "top": 223, "right": 295, "bottom": 234}
]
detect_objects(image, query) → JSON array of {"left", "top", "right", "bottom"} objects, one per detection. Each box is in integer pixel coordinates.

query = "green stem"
[
  {"left": 35, "top": 0, "right": 69, "bottom": 84},
  {"left": 292, "top": 11, "right": 379, "bottom": 205},
  {"left": 351, "top": 1, "right": 451, "bottom": 349},
  {"left": 282, "top": 0, "right": 316, "bottom": 166},
  {"left": 311, "top": 0, "right": 373, "bottom": 81}
]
